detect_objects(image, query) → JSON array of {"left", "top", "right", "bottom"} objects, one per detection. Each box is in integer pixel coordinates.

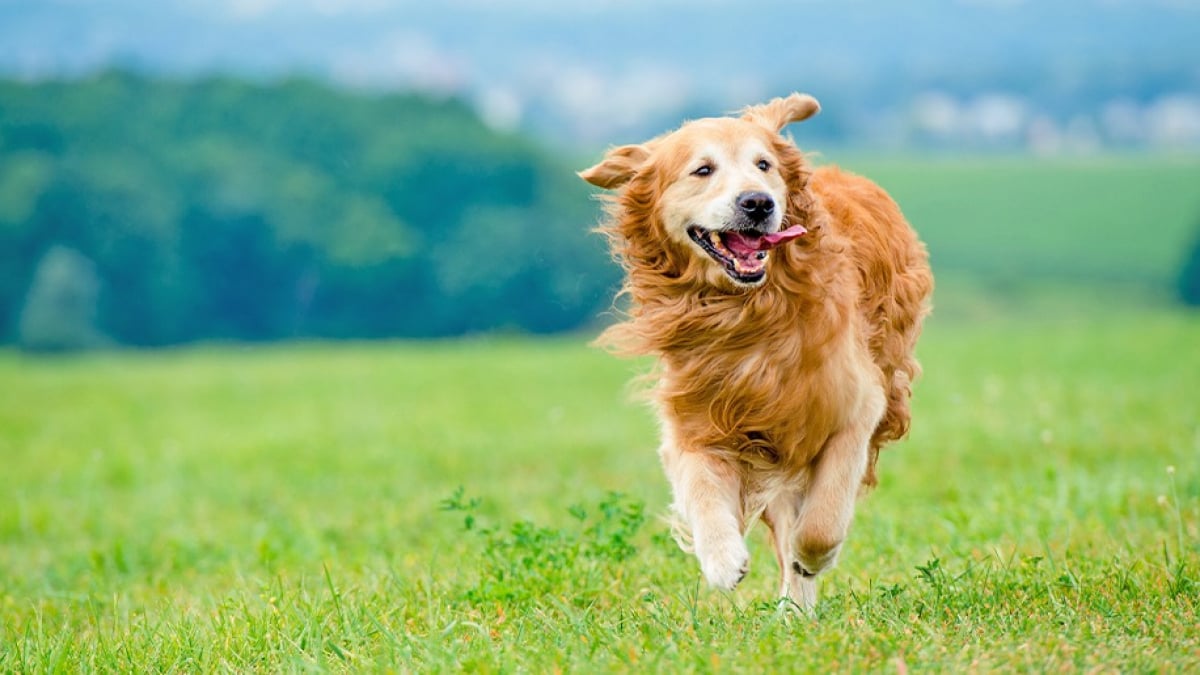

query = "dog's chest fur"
[{"left": 654, "top": 285, "right": 877, "bottom": 475}]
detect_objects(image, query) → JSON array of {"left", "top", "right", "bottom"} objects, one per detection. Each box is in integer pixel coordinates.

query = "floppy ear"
[
  {"left": 741, "top": 93, "right": 821, "bottom": 133},
  {"left": 578, "top": 144, "right": 650, "bottom": 189}
]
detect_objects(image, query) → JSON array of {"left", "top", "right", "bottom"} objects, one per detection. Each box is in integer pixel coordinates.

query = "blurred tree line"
[
  {"left": 1181, "top": 230, "right": 1200, "bottom": 308},
  {"left": 0, "top": 71, "right": 617, "bottom": 349}
]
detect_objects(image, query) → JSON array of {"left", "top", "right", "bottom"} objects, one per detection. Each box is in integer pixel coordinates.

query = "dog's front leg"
[
  {"left": 792, "top": 391, "right": 885, "bottom": 582},
  {"left": 660, "top": 441, "right": 748, "bottom": 590},
  {"left": 770, "top": 419, "right": 875, "bottom": 611}
]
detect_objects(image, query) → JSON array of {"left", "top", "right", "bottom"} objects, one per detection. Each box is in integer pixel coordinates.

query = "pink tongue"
[
  {"left": 724, "top": 225, "right": 809, "bottom": 256},
  {"left": 760, "top": 225, "right": 809, "bottom": 248}
]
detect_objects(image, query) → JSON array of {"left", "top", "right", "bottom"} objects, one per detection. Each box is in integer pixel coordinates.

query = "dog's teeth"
[
  {"left": 734, "top": 257, "right": 762, "bottom": 274},
  {"left": 708, "top": 231, "right": 733, "bottom": 256}
]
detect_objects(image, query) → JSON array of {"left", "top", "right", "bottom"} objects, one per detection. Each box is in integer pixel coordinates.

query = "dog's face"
[
  {"left": 655, "top": 119, "right": 792, "bottom": 285},
  {"left": 581, "top": 93, "right": 820, "bottom": 288}
]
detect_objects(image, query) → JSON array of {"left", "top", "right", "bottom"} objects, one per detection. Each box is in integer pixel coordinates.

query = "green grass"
[{"left": 1, "top": 308, "right": 1198, "bottom": 671}]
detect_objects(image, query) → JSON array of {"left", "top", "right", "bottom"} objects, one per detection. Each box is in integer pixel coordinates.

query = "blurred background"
[{"left": 1, "top": 0, "right": 1199, "bottom": 350}]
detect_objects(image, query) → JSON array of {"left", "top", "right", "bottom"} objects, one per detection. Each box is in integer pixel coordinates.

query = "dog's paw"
[{"left": 694, "top": 534, "right": 750, "bottom": 590}]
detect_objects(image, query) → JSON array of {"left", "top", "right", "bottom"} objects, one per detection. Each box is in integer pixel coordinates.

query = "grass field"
[
  {"left": 1, "top": 306, "right": 1198, "bottom": 670},
  {"left": 840, "top": 155, "right": 1200, "bottom": 289}
]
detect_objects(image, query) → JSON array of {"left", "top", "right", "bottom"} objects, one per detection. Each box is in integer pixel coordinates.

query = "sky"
[{"left": 1, "top": 0, "right": 1198, "bottom": 149}]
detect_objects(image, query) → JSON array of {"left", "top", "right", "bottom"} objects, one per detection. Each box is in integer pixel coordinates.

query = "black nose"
[{"left": 737, "top": 191, "right": 775, "bottom": 221}]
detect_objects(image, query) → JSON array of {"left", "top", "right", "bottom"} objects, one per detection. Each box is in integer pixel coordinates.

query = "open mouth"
[{"left": 686, "top": 224, "right": 808, "bottom": 284}]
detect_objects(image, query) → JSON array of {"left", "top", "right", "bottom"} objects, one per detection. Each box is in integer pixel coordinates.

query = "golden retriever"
[{"left": 579, "top": 93, "right": 933, "bottom": 609}]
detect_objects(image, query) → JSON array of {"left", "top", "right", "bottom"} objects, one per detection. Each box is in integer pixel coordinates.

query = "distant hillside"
[{"left": 0, "top": 72, "right": 616, "bottom": 347}]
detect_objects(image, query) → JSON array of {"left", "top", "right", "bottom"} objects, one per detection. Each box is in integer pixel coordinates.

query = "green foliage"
[
  {"left": 0, "top": 310, "right": 1197, "bottom": 669},
  {"left": 0, "top": 71, "right": 615, "bottom": 344},
  {"left": 17, "top": 245, "right": 107, "bottom": 351},
  {"left": 443, "top": 489, "right": 646, "bottom": 605}
]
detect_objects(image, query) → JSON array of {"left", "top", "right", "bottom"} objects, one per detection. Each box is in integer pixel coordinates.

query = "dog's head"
[{"left": 580, "top": 93, "right": 820, "bottom": 289}]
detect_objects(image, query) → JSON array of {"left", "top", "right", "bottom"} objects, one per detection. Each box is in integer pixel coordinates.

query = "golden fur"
[{"left": 580, "top": 93, "right": 932, "bottom": 609}]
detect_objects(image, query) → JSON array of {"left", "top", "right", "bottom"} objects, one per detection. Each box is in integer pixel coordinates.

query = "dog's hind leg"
[{"left": 659, "top": 438, "right": 749, "bottom": 591}]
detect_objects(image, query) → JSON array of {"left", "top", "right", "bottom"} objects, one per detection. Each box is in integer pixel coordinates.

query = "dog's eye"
[
  {"left": 692, "top": 164, "right": 713, "bottom": 177},
  {"left": 757, "top": 159, "right": 771, "bottom": 172}
]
